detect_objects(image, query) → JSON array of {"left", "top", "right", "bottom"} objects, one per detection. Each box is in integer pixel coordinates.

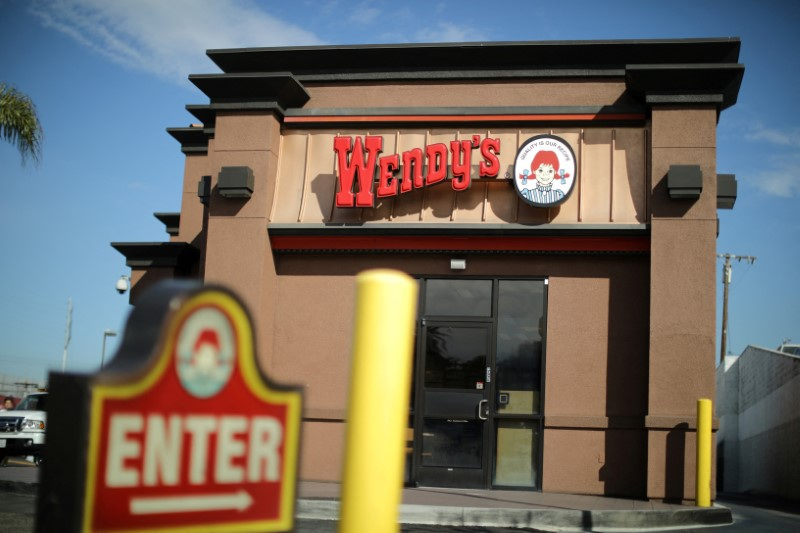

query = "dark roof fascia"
[
  {"left": 153, "top": 212, "right": 180, "bottom": 236},
  {"left": 208, "top": 38, "right": 741, "bottom": 75},
  {"left": 626, "top": 63, "right": 745, "bottom": 110},
  {"left": 268, "top": 223, "right": 649, "bottom": 238},
  {"left": 188, "top": 73, "right": 310, "bottom": 113},
  {"left": 284, "top": 104, "right": 646, "bottom": 117},
  {"left": 166, "top": 127, "right": 210, "bottom": 154},
  {"left": 111, "top": 242, "right": 200, "bottom": 269},
  {"left": 293, "top": 69, "right": 624, "bottom": 83},
  {"left": 282, "top": 104, "right": 647, "bottom": 127},
  {"left": 186, "top": 104, "right": 216, "bottom": 134}
]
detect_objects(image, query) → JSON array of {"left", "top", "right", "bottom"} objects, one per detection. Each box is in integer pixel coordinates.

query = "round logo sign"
[
  {"left": 175, "top": 307, "right": 235, "bottom": 398},
  {"left": 513, "top": 134, "right": 577, "bottom": 207}
]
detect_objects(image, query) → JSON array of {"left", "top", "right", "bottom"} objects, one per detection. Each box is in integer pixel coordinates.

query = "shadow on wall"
[
  {"left": 600, "top": 257, "right": 649, "bottom": 498},
  {"left": 664, "top": 423, "right": 688, "bottom": 503}
]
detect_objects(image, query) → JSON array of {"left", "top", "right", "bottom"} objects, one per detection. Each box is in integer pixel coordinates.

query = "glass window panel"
[
  {"left": 495, "top": 280, "right": 544, "bottom": 414},
  {"left": 425, "top": 326, "right": 488, "bottom": 389},
  {"left": 424, "top": 279, "right": 492, "bottom": 317},
  {"left": 421, "top": 419, "right": 483, "bottom": 468},
  {"left": 493, "top": 419, "right": 540, "bottom": 488}
]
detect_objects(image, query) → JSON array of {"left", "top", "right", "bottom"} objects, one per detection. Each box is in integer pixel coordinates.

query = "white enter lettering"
[{"left": 104, "top": 413, "right": 283, "bottom": 488}]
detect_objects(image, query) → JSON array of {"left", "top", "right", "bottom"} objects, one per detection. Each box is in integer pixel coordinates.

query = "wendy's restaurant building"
[{"left": 113, "top": 38, "right": 743, "bottom": 501}]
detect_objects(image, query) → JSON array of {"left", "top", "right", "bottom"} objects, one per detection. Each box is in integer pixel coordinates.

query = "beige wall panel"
[
  {"left": 390, "top": 188, "right": 427, "bottom": 222},
  {"left": 651, "top": 107, "right": 716, "bottom": 149},
  {"left": 485, "top": 130, "right": 522, "bottom": 223},
  {"left": 305, "top": 81, "right": 628, "bottom": 109},
  {"left": 214, "top": 113, "right": 280, "bottom": 155},
  {"left": 272, "top": 275, "right": 355, "bottom": 412},
  {"left": 612, "top": 129, "right": 647, "bottom": 223},
  {"left": 273, "top": 133, "right": 308, "bottom": 222},
  {"left": 274, "top": 127, "right": 645, "bottom": 226},
  {"left": 453, "top": 183, "right": 488, "bottom": 222},
  {"left": 305, "top": 132, "right": 344, "bottom": 223},
  {"left": 299, "top": 421, "right": 345, "bottom": 481},
  {"left": 581, "top": 129, "right": 613, "bottom": 223}
]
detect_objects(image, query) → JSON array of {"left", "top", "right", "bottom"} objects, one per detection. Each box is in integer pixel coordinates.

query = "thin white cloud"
[
  {"left": 28, "top": 0, "right": 322, "bottom": 85},
  {"left": 745, "top": 125, "right": 800, "bottom": 148},
  {"left": 750, "top": 154, "right": 800, "bottom": 198},
  {"left": 413, "top": 21, "right": 489, "bottom": 43},
  {"left": 737, "top": 123, "right": 800, "bottom": 197},
  {"left": 344, "top": 1, "right": 381, "bottom": 25}
]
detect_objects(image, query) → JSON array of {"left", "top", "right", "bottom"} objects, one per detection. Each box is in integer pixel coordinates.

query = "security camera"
[{"left": 116, "top": 275, "right": 130, "bottom": 294}]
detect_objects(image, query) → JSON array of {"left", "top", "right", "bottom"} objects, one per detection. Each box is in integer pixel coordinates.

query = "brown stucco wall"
[
  {"left": 304, "top": 80, "right": 631, "bottom": 108},
  {"left": 268, "top": 253, "right": 650, "bottom": 492},
  {"left": 647, "top": 106, "right": 719, "bottom": 501}
]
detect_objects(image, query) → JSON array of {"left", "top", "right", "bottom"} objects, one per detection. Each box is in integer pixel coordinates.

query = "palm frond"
[{"left": 0, "top": 82, "right": 44, "bottom": 166}]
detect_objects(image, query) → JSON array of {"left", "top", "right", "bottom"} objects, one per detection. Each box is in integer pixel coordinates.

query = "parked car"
[
  {"left": 0, "top": 392, "right": 47, "bottom": 466},
  {"left": 778, "top": 343, "right": 800, "bottom": 356}
]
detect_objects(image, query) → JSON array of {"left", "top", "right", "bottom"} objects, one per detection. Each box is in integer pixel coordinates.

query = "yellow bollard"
[
  {"left": 339, "top": 270, "right": 418, "bottom": 533},
  {"left": 696, "top": 398, "right": 712, "bottom": 507}
]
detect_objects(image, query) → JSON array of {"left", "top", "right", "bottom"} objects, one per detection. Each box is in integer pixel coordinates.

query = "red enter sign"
[{"left": 83, "top": 288, "right": 302, "bottom": 532}]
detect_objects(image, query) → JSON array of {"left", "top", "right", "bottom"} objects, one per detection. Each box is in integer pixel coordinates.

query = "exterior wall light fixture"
[
  {"left": 717, "top": 174, "right": 737, "bottom": 209},
  {"left": 218, "top": 166, "right": 254, "bottom": 199},
  {"left": 667, "top": 165, "right": 703, "bottom": 199},
  {"left": 450, "top": 258, "right": 466, "bottom": 270}
]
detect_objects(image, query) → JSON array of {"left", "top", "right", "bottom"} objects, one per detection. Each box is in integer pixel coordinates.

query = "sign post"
[{"left": 37, "top": 281, "right": 302, "bottom": 533}]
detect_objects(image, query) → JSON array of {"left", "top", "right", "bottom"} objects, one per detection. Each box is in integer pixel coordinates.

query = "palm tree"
[{"left": 0, "top": 83, "right": 43, "bottom": 166}]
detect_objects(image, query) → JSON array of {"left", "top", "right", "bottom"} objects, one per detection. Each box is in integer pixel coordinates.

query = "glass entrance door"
[
  {"left": 414, "top": 322, "right": 492, "bottom": 488},
  {"left": 411, "top": 278, "right": 546, "bottom": 490}
]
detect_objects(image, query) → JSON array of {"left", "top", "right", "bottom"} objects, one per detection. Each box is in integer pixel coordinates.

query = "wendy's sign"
[
  {"left": 513, "top": 134, "right": 577, "bottom": 207},
  {"left": 334, "top": 135, "right": 501, "bottom": 207}
]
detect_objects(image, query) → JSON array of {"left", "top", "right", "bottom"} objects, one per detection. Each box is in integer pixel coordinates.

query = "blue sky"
[{"left": 1, "top": 0, "right": 798, "bottom": 384}]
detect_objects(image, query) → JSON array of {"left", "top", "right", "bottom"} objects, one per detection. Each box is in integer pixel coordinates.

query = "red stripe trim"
[
  {"left": 270, "top": 235, "right": 650, "bottom": 253},
  {"left": 283, "top": 113, "right": 645, "bottom": 124}
]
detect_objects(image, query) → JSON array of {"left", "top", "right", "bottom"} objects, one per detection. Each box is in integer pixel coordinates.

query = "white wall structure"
[{"left": 716, "top": 346, "right": 800, "bottom": 500}]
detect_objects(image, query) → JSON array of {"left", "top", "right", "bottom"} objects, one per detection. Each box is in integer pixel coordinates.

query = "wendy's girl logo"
[{"left": 513, "top": 134, "right": 577, "bottom": 207}]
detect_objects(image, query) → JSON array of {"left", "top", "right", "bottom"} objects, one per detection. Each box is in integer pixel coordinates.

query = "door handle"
[{"left": 477, "top": 399, "right": 488, "bottom": 421}]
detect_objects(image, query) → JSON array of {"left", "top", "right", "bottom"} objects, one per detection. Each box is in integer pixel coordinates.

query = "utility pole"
[
  {"left": 61, "top": 297, "right": 72, "bottom": 372},
  {"left": 717, "top": 253, "right": 756, "bottom": 365}
]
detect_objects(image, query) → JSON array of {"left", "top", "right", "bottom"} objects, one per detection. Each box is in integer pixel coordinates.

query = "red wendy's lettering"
[
  {"left": 334, "top": 135, "right": 383, "bottom": 207},
  {"left": 333, "top": 135, "right": 501, "bottom": 207}
]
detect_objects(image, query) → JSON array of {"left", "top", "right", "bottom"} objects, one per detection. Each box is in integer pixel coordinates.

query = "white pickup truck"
[{"left": 0, "top": 392, "right": 47, "bottom": 466}]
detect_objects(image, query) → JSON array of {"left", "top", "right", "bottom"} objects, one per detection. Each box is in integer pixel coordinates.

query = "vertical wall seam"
[{"left": 298, "top": 133, "right": 311, "bottom": 223}]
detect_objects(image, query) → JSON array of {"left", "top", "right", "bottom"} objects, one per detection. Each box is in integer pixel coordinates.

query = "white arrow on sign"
[{"left": 130, "top": 489, "right": 254, "bottom": 515}]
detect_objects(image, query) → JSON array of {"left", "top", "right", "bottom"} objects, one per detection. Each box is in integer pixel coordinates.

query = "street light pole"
[
  {"left": 717, "top": 253, "right": 756, "bottom": 366},
  {"left": 61, "top": 298, "right": 72, "bottom": 372},
  {"left": 101, "top": 329, "right": 117, "bottom": 369}
]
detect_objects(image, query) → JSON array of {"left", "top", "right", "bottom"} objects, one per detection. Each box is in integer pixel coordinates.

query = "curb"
[
  {"left": 0, "top": 480, "right": 38, "bottom": 495},
  {"left": 296, "top": 499, "right": 733, "bottom": 531}
]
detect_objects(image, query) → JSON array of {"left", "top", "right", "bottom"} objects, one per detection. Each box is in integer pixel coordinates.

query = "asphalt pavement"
[{"left": 2, "top": 464, "right": 797, "bottom": 532}]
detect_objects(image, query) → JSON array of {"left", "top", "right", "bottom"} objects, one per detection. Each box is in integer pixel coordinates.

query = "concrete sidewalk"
[
  {"left": 0, "top": 467, "right": 732, "bottom": 531},
  {"left": 297, "top": 481, "right": 733, "bottom": 531}
]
